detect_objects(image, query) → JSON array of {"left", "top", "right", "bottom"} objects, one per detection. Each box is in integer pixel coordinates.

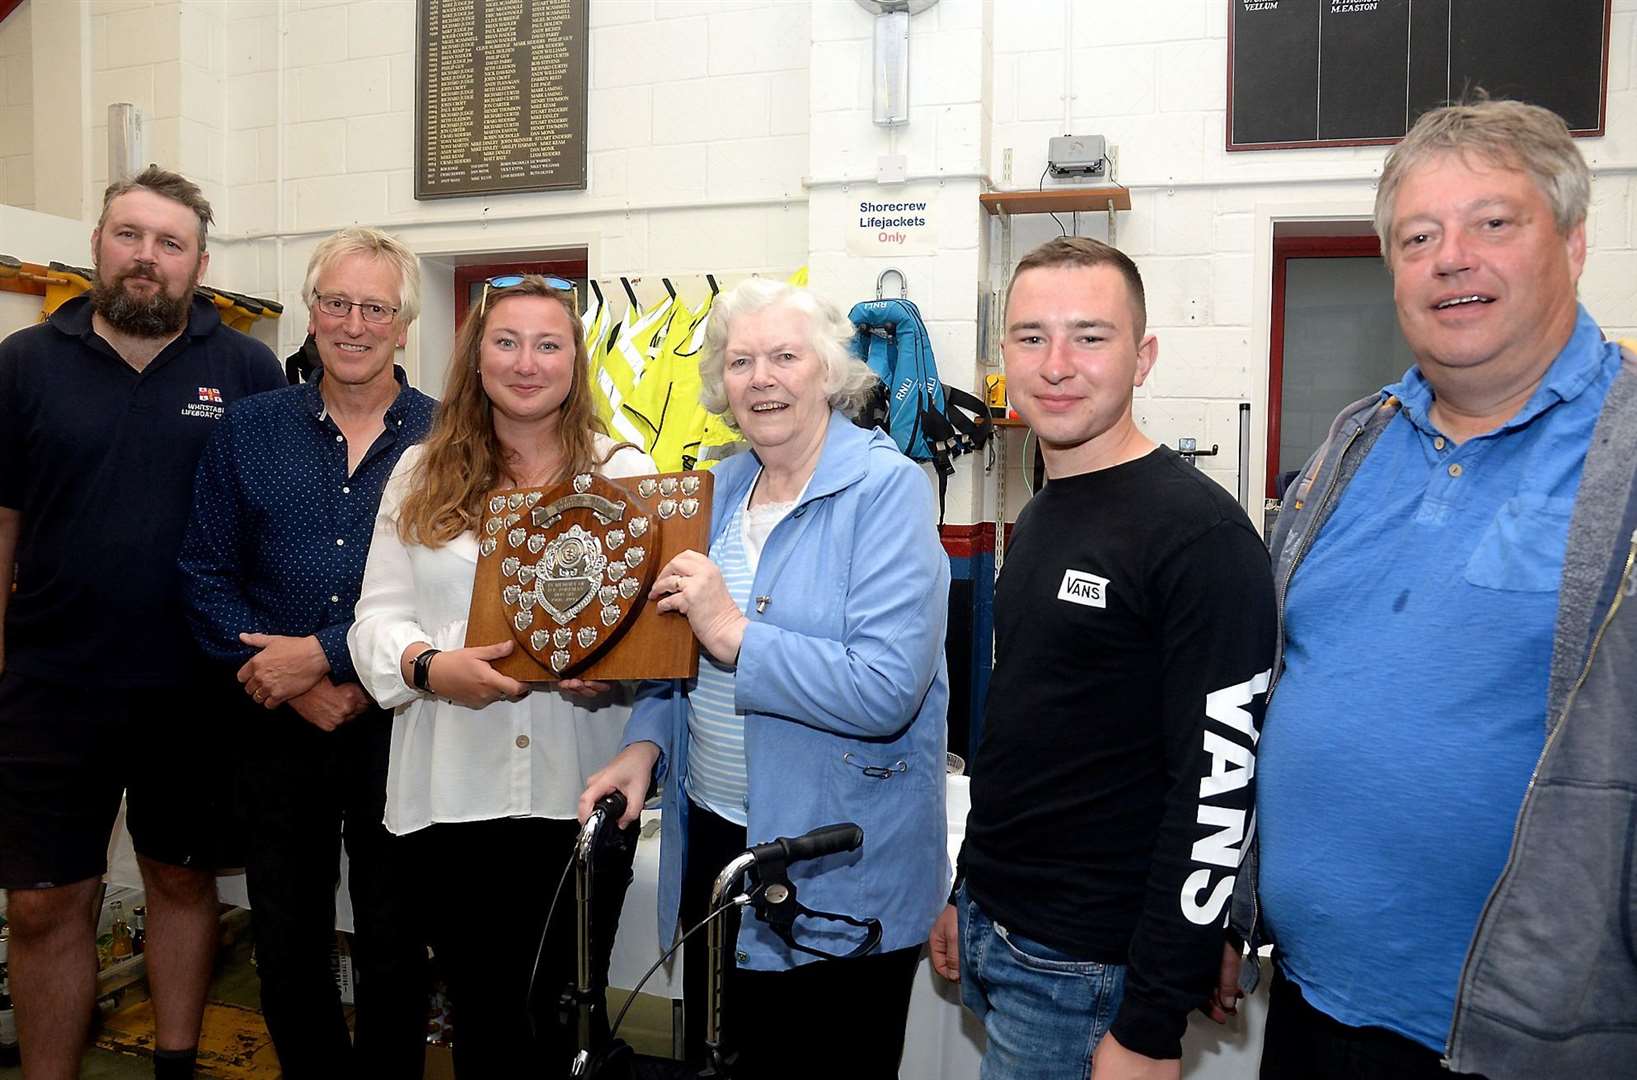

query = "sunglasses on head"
[{"left": 479, "top": 274, "right": 576, "bottom": 318}]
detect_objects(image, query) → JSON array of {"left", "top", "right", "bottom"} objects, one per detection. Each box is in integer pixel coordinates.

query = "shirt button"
[
  {"left": 1433, "top": 436, "right": 1446, "bottom": 450},
  {"left": 1448, "top": 463, "right": 1463, "bottom": 478},
  {"left": 515, "top": 734, "right": 530, "bottom": 749},
  {"left": 336, "top": 538, "right": 345, "bottom": 546},
  {"left": 335, "top": 434, "right": 344, "bottom": 443},
  {"left": 330, "top": 595, "right": 340, "bottom": 603},
  {"left": 342, "top": 486, "right": 351, "bottom": 494}
]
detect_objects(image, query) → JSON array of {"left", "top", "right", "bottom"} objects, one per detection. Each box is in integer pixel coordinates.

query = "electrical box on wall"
[{"left": 1047, "top": 135, "right": 1107, "bottom": 179}]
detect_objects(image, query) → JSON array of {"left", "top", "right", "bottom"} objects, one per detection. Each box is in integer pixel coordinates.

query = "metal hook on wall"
[{"left": 876, "top": 268, "right": 908, "bottom": 300}]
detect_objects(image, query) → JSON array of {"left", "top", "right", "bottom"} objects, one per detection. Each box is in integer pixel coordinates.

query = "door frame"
[
  {"left": 1265, "top": 233, "right": 1384, "bottom": 499},
  {"left": 451, "top": 255, "right": 590, "bottom": 333}
]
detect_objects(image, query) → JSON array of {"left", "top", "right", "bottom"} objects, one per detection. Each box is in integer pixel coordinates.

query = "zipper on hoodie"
[
  {"left": 1444, "top": 526, "right": 1637, "bottom": 1068},
  {"left": 1247, "top": 420, "right": 1368, "bottom": 947}
]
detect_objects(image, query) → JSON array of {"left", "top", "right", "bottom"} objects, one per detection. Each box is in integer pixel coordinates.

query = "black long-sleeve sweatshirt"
[{"left": 960, "top": 447, "right": 1276, "bottom": 1060}]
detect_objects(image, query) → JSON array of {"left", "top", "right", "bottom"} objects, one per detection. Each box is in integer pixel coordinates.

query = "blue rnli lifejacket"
[{"left": 848, "top": 297, "right": 992, "bottom": 521}]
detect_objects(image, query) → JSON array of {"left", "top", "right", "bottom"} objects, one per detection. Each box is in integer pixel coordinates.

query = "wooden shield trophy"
[{"left": 464, "top": 470, "right": 712, "bottom": 681}]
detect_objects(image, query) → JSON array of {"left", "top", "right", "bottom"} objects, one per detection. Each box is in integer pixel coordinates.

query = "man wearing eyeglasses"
[{"left": 179, "top": 227, "right": 437, "bottom": 1077}]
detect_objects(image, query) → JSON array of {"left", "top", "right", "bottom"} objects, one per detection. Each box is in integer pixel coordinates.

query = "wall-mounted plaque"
[
  {"left": 1228, "top": 0, "right": 1611, "bottom": 151},
  {"left": 415, "top": 0, "right": 589, "bottom": 199},
  {"left": 465, "top": 471, "right": 713, "bottom": 682}
]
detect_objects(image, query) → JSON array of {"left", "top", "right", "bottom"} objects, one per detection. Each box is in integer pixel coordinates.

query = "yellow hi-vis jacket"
[
  {"left": 593, "top": 292, "right": 673, "bottom": 448},
  {"left": 622, "top": 293, "right": 713, "bottom": 471}
]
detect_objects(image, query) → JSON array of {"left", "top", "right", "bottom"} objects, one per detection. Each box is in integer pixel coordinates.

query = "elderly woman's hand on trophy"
[{"left": 649, "top": 549, "right": 748, "bottom": 664}]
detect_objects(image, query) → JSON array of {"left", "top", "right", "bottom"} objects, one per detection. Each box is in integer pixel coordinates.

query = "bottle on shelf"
[
  {"left": 0, "top": 927, "right": 20, "bottom": 1067},
  {"left": 131, "top": 906, "right": 146, "bottom": 956},
  {"left": 109, "top": 900, "right": 133, "bottom": 962}
]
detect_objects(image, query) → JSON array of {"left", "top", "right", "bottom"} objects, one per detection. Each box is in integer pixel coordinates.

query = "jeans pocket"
[
  {"left": 994, "top": 923, "right": 1107, "bottom": 977},
  {"left": 957, "top": 887, "right": 988, "bottom": 1018}
]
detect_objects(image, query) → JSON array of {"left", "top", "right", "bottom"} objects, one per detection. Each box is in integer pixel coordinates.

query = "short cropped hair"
[
  {"left": 1008, "top": 236, "right": 1148, "bottom": 340},
  {"left": 698, "top": 278, "right": 878, "bottom": 431},
  {"left": 1375, "top": 97, "right": 1590, "bottom": 263},
  {"left": 302, "top": 227, "right": 422, "bottom": 326},
  {"left": 98, "top": 165, "right": 214, "bottom": 249}
]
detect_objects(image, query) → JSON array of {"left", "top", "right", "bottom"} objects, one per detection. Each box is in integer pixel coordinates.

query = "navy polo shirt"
[
  {"left": 177, "top": 369, "right": 437, "bottom": 683},
  {"left": 0, "top": 295, "right": 284, "bottom": 688}
]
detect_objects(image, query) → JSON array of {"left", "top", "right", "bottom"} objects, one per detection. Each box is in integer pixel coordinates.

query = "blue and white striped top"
[{"left": 684, "top": 477, "right": 804, "bottom": 825}]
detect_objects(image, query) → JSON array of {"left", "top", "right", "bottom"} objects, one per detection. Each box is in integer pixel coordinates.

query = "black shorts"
[{"left": 0, "top": 668, "right": 245, "bottom": 889}]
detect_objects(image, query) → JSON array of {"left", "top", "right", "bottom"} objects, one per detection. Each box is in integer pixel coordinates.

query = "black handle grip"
[
  {"left": 750, "top": 823, "right": 863, "bottom": 868},
  {"left": 595, "top": 790, "right": 628, "bottom": 823}
]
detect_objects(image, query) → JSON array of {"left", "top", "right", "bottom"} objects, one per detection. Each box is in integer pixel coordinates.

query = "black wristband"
[{"left": 412, "top": 648, "right": 441, "bottom": 692}]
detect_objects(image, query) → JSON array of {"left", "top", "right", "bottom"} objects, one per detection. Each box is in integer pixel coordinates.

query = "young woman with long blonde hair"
[{"left": 350, "top": 276, "right": 653, "bottom": 1077}]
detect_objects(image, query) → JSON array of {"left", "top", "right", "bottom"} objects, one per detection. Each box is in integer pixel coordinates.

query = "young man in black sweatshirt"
[{"left": 930, "top": 237, "right": 1275, "bottom": 1079}]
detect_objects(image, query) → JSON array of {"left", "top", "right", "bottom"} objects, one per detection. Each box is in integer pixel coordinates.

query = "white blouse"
[{"left": 349, "top": 437, "right": 657, "bottom": 836}]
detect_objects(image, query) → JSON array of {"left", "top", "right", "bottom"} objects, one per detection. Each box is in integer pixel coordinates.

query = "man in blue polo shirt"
[
  {"left": 0, "top": 166, "right": 283, "bottom": 1080},
  {"left": 1227, "top": 100, "right": 1637, "bottom": 1079},
  {"left": 178, "top": 227, "right": 437, "bottom": 1079}
]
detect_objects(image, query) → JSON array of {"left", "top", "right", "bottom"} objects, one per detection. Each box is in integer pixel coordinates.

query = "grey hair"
[
  {"left": 1375, "top": 97, "right": 1590, "bottom": 265},
  {"left": 302, "top": 226, "right": 423, "bottom": 326},
  {"left": 698, "top": 278, "right": 878, "bottom": 431}
]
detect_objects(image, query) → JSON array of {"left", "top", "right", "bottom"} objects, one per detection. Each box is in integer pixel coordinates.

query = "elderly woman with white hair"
[{"left": 581, "top": 278, "right": 950, "bottom": 1076}]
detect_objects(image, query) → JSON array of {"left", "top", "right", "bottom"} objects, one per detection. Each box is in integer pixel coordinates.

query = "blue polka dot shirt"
[{"left": 178, "top": 367, "right": 437, "bottom": 682}]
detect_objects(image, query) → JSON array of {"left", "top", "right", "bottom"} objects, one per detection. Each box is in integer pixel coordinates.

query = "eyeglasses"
[
  {"left": 479, "top": 274, "right": 576, "bottom": 318},
  {"left": 313, "top": 294, "right": 399, "bottom": 325}
]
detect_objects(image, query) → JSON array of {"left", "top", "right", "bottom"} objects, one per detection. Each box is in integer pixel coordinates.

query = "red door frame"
[
  {"left": 452, "top": 255, "right": 589, "bottom": 333},
  {"left": 1266, "top": 234, "right": 1383, "bottom": 499}
]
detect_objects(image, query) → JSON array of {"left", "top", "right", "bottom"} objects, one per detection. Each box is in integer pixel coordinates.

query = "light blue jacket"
[{"left": 624, "top": 411, "right": 951, "bottom": 970}]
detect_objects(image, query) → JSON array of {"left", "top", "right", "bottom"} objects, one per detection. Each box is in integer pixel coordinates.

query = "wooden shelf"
[
  {"left": 980, "top": 186, "right": 1131, "bottom": 216},
  {"left": 992, "top": 416, "right": 1029, "bottom": 428}
]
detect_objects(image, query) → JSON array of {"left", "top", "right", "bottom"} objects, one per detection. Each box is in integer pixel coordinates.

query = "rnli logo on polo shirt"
[
  {"left": 1057, "top": 568, "right": 1108, "bottom": 608},
  {"left": 181, "top": 386, "right": 226, "bottom": 420}
]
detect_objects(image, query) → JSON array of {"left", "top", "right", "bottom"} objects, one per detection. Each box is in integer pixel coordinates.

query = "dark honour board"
[
  {"left": 1227, "top": 0, "right": 1611, "bottom": 151},
  {"left": 415, "top": 0, "right": 588, "bottom": 199}
]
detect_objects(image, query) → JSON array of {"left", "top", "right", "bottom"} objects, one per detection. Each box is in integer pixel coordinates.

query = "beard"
[{"left": 89, "top": 263, "right": 194, "bottom": 338}]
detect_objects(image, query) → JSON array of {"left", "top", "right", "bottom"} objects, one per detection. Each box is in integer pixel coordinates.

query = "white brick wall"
[
  {"left": 76, "top": 0, "right": 228, "bottom": 226},
  {"left": 178, "top": 0, "right": 824, "bottom": 392},
  {"left": 989, "top": 0, "right": 1637, "bottom": 518},
  {"left": 0, "top": 0, "right": 32, "bottom": 210}
]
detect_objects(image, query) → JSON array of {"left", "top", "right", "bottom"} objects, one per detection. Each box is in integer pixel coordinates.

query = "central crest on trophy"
[{"left": 467, "top": 470, "right": 711, "bottom": 681}]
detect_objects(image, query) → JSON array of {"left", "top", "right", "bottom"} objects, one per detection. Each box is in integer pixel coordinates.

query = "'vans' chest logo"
[{"left": 1057, "top": 569, "right": 1109, "bottom": 608}]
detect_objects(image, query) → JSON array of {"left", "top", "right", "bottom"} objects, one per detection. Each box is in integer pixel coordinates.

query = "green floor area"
[
  {"left": 0, "top": 920, "right": 264, "bottom": 1080},
  {"left": 0, "top": 916, "right": 677, "bottom": 1079}
]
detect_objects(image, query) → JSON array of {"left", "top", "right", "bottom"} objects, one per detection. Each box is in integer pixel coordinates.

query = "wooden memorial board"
[
  {"left": 415, "top": 0, "right": 590, "bottom": 198},
  {"left": 1227, "top": 0, "right": 1611, "bottom": 151},
  {"left": 464, "top": 470, "right": 711, "bottom": 682}
]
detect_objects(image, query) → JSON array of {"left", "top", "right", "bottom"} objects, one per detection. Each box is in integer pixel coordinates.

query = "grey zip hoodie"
[{"left": 1230, "top": 346, "right": 1637, "bottom": 1078}]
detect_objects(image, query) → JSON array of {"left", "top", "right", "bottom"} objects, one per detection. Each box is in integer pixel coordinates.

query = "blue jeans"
[{"left": 959, "top": 885, "right": 1127, "bottom": 1080}]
